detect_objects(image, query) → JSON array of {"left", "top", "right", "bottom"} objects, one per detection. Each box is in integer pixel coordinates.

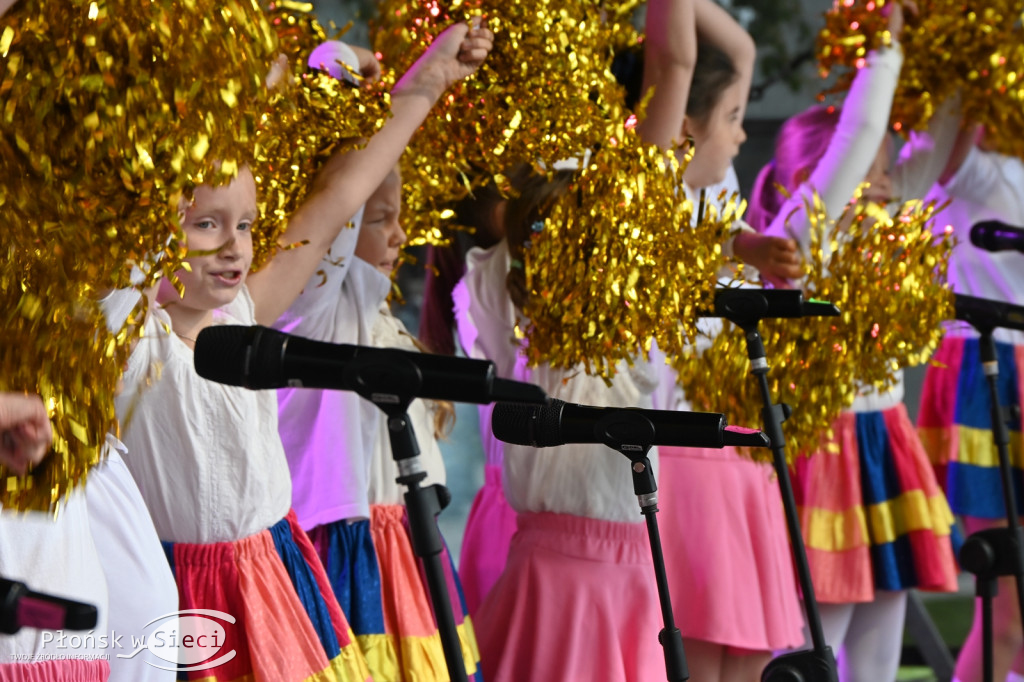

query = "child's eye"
[
  {"left": 238, "top": 221, "right": 252, "bottom": 232},
  {"left": 194, "top": 219, "right": 215, "bottom": 230}
]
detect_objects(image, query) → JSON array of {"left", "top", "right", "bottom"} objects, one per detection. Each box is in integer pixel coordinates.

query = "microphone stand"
[
  {"left": 344, "top": 351, "right": 468, "bottom": 682},
  {"left": 705, "top": 288, "right": 840, "bottom": 682},
  {"left": 952, "top": 294, "right": 1024, "bottom": 682},
  {"left": 598, "top": 412, "right": 689, "bottom": 682}
]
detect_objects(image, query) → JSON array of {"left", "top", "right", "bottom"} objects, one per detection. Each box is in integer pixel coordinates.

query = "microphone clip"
[
  {"left": 705, "top": 288, "right": 840, "bottom": 327},
  {"left": 954, "top": 293, "right": 1024, "bottom": 335}
]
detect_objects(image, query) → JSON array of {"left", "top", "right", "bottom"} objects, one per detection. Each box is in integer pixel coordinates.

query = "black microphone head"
[
  {"left": 491, "top": 401, "right": 542, "bottom": 447},
  {"left": 492, "top": 399, "right": 568, "bottom": 447},
  {"left": 194, "top": 325, "right": 288, "bottom": 389},
  {"left": 970, "top": 221, "right": 998, "bottom": 250}
]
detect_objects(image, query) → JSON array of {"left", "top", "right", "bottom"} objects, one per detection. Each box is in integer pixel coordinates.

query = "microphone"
[
  {"left": 954, "top": 293, "right": 1024, "bottom": 334},
  {"left": 702, "top": 288, "right": 840, "bottom": 323},
  {"left": 0, "top": 578, "right": 98, "bottom": 634},
  {"left": 492, "top": 399, "right": 770, "bottom": 451},
  {"left": 194, "top": 325, "right": 547, "bottom": 406},
  {"left": 970, "top": 221, "right": 1024, "bottom": 254}
]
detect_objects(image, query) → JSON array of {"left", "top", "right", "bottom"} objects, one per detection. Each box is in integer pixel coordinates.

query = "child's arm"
[
  {"left": 765, "top": 5, "right": 906, "bottom": 249},
  {"left": 693, "top": 0, "right": 756, "bottom": 108},
  {"left": 247, "top": 21, "right": 493, "bottom": 326},
  {"left": 635, "top": 0, "right": 696, "bottom": 150},
  {"left": 891, "top": 94, "right": 963, "bottom": 200}
]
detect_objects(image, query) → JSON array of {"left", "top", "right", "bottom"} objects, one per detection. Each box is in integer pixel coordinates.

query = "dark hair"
[
  {"left": 687, "top": 44, "right": 739, "bottom": 127},
  {"left": 612, "top": 43, "right": 739, "bottom": 128}
]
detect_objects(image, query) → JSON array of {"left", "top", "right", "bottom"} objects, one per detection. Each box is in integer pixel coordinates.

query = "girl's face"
[
  {"left": 158, "top": 167, "right": 256, "bottom": 315},
  {"left": 863, "top": 137, "right": 893, "bottom": 204},
  {"left": 355, "top": 171, "right": 406, "bottom": 275},
  {"left": 682, "top": 79, "right": 748, "bottom": 190}
]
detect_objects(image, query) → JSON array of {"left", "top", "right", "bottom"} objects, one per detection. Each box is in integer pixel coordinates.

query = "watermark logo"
[{"left": 117, "top": 609, "right": 237, "bottom": 672}]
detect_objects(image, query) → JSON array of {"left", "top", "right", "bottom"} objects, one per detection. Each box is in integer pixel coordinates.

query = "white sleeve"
[
  {"left": 98, "top": 288, "right": 143, "bottom": 334},
  {"left": 453, "top": 241, "right": 520, "bottom": 378},
  {"left": 943, "top": 146, "right": 1008, "bottom": 206},
  {"left": 273, "top": 206, "right": 364, "bottom": 339},
  {"left": 765, "top": 45, "right": 903, "bottom": 249},
  {"left": 892, "top": 93, "right": 961, "bottom": 201}
]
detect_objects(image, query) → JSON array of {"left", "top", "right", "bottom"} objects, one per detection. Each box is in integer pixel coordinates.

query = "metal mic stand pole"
[
  {"left": 710, "top": 289, "right": 839, "bottom": 682},
  {"left": 347, "top": 354, "right": 468, "bottom": 682},
  {"left": 609, "top": 423, "right": 689, "bottom": 682},
  {"left": 957, "top": 327, "right": 1024, "bottom": 682}
]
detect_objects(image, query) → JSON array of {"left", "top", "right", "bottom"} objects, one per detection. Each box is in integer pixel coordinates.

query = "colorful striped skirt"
[
  {"left": 307, "top": 519, "right": 397, "bottom": 680},
  {"left": 918, "top": 335, "right": 1024, "bottom": 519},
  {"left": 0, "top": 660, "right": 109, "bottom": 682},
  {"left": 368, "top": 504, "right": 482, "bottom": 682},
  {"left": 162, "top": 511, "right": 371, "bottom": 682},
  {"left": 474, "top": 512, "right": 664, "bottom": 682},
  {"left": 457, "top": 464, "right": 518, "bottom": 616},
  {"left": 792, "top": 404, "right": 959, "bottom": 603}
]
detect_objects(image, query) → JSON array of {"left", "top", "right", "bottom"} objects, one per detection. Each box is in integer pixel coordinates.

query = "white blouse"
[
  {"left": 457, "top": 240, "right": 661, "bottom": 523},
  {"left": 110, "top": 287, "right": 292, "bottom": 544}
]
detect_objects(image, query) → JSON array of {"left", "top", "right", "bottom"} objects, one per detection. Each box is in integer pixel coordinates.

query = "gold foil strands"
[{"left": 674, "top": 194, "right": 954, "bottom": 463}]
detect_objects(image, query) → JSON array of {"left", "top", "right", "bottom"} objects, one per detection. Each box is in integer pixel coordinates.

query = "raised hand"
[
  {"left": 0, "top": 393, "right": 53, "bottom": 476},
  {"left": 732, "top": 231, "right": 804, "bottom": 288}
]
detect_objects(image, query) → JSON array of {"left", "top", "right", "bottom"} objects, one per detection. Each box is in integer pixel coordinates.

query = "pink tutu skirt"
[
  {"left": 658, "top": 446, "right": 804, "bottom": 650},
  {"left": 0, "top": 660, "right": 108, "bottom": 682},
  {"left": 475, "top": 511, "right": 663, "bottom": 682},
  {"left": 457, "top": 464, "right": 518, "bottom": 615}
]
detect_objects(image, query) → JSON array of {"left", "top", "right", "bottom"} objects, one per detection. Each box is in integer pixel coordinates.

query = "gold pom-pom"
[
  {"left": 371, "top": 0, "right": 638, "bottom": 248},
  {"left": 251, "top": 1, "right": 394, "bottom": 269},
  {"left": 674, "top": 193, "right": 954, "bottom": 462},
  {"left": 0, "top": 266, "right": 138, "bottom": 511},
  {"left": 817, "top": 0, "right": 1024, "bottom": 157},
  {"left": 0, "top": 0, "right": 279, "bottom": 290},
  {"left": 519, "top": 128, "right": 735, "bottom": 381}
]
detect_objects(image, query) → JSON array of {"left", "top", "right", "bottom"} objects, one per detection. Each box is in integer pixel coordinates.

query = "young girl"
[
  {"left": 102, "top": 22, "right": 492, "bottom": 682},
  {"left": 748, "top": 4, "right": 961, "bottom": 680},
  {"left": 455, "top": 1, "right": 699, "bottom": 679},
  {"left": 915, "top": 129, "right": 1024, "bottom": 682},
  {"left": 636, "top": 2, "right": 808, "bottom": 680},
  {"left": 276, "top": 159, "right": 482, "bottom": 681}
]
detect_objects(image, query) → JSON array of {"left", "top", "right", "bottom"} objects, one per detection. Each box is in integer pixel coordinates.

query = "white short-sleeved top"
[
  {"left": 764, "top": 44, "right": 960, "bottom": 413},
  {"left": 275, "top": 211, "right": 446, "bottom": 523},
  {"left": 110, "top": 287, "right": 292, "bottom": 544},
  {"left": 457, "top": 240, "right": 661, "bottom": 523},
  {"left": 924, "top": 147, "right": 1024, "bottom": 344}
]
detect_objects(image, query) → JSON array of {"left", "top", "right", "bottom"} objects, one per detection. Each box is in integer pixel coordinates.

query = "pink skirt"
[
  {"left": 658, "top": 446, "right": 805, "bottom": 650},
  {"left": 0, "top": 660, "right": 108, "bottom": 682},
  {"left": 457, "top": 464, "right": 518, "bottom": 615},
  {"left": 475, "top": 511, "right": 664, "bottom": 682}
]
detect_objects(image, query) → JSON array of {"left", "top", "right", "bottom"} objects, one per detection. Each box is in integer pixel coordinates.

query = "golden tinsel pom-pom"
[
  {"left": 674, "top": 194, "right": 954, "bottom": 462},
  {"left": 0, "top": 267, "right": 137, "bottom": 512},
  {"left": 370, "top": 0, "right": 638, "bottom": 248},
  {"left": 251, "top": 2, "right": 394, "bottom": 269},
  {"left": 817, "top": 0, "right": 1024, "bottom": 158},
  {"left": 519, "top": 129, "right": 735, "bottom": 381},
  {"left": 0, "top": 0, "right": 279, "bottom": 290}
]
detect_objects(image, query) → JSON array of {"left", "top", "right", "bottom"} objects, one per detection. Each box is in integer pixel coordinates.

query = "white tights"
[{"left": 815, "top": 591, "right": 908, "bottom": 682}]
